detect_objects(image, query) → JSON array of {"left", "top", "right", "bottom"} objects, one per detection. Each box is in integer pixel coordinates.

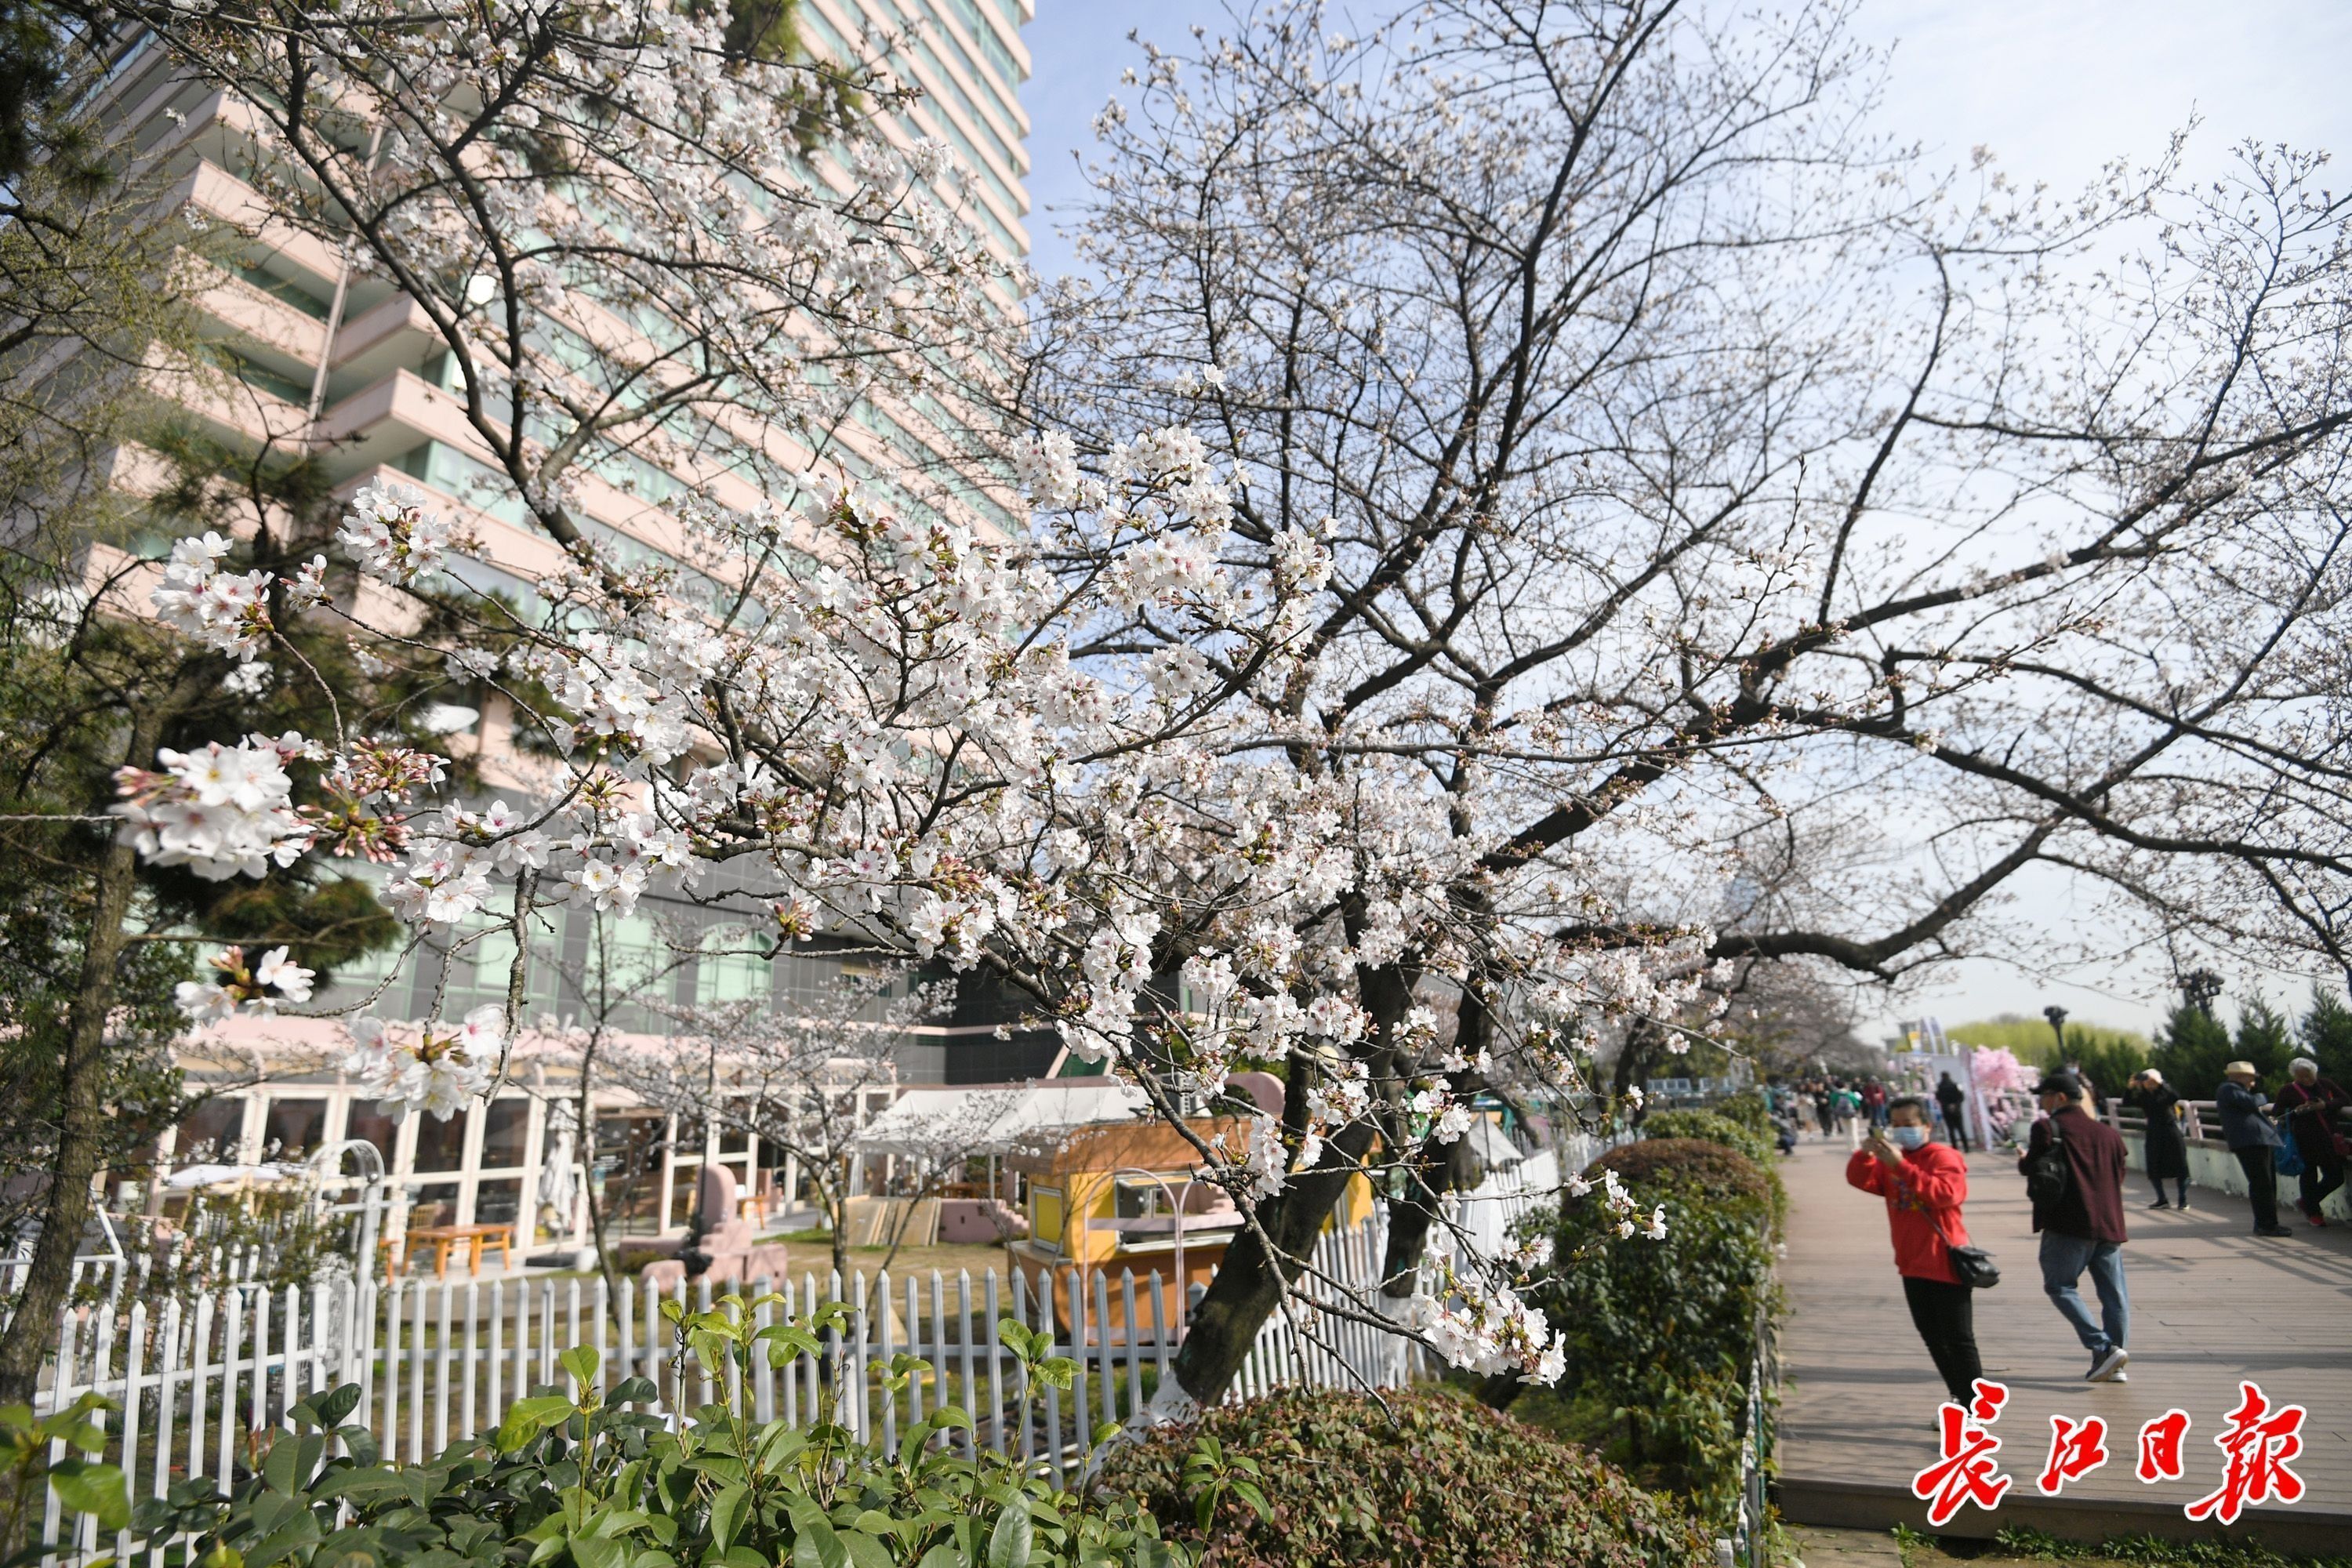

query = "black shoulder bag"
[
  {"left": 2023, "top": 1115, "right": 2072, "bottom": 1208},
  {"left": 1928, "top": 1207, "right": 2000, "bottom": 1289}
]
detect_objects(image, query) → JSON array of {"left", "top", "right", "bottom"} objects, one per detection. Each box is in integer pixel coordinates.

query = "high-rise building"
[{"left": 71, "top": 2, "right": 1051, "bottom": 1246}]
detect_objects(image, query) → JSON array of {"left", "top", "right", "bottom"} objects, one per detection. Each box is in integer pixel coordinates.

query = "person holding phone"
[
  {"left": 2127, "top": 1069, "right": 2190, "bottom": 1210},
  {"left": 1848, "top": 1096, "right": 1982, "bottom": 1403}
]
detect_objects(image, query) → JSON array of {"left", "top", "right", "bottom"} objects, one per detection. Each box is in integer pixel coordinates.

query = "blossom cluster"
[
  {"left": 149, "top": 532, "right": 272, "bottom": 658},
  {"left": 1417, "top": 1269, "right": 1569, "bottom": 1385},
  {"left": 111, "top": 736, "right": 312, "bottom": 881},
  {"left": 340, "top": 1009, "right": 503, "bottom": 1121},
  {"left": 1566, "top": 1163, "right": 1670, "bottom": 1240},
  {"left": 175, "top": 944, "right": 315, "bottom": 1022},
  {"left": 339, "top": 482, "right": 463, "bottom": 583}
]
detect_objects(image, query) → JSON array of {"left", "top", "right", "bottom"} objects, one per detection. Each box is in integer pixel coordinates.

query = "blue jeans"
[{"left": 2038, "top": 1232, "right": 2129, "bottom": 1359}]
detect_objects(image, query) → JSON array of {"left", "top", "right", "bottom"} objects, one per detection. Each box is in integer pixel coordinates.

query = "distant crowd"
[{"left": 1762, "top": 1071, "right": 1981, "bottom": 1152}]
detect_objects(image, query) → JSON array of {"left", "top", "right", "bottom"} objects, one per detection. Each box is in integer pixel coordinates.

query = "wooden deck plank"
[{"left": 1772, "top": 1134, "right": 2351, "bottom": 1547}]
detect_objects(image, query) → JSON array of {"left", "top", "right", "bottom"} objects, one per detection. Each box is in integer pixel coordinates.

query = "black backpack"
[{"left": 2024, "top": 1116, "right": 2072, "bottom": 1207}]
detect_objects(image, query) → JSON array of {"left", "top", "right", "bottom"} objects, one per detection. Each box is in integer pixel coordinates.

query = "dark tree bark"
[
  {"left": 0, "top": 683, "right": 189, "bottom": 1402},
  {"left": 1167, "top": 1116, "right": 1385, "bottom": 1405}
]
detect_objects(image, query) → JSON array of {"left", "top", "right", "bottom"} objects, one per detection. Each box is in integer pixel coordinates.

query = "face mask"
[{"left": 1889, "top": 1126, "right": 1930, "bottom": 1150}]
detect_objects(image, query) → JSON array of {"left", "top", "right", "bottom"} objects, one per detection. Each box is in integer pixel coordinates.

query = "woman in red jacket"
[{"left": 1848, "top": 1095, "right": 1983, "bottom": 1403}]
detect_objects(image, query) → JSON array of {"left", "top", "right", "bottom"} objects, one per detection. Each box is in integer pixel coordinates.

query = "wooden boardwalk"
[{"left": 1772, "top": 1134, "right": 2352, "bottom": 1551}]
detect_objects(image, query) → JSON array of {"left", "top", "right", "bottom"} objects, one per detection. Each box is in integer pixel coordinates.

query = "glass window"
[
  {"left": 695, "top": 945, "right": 770, "bottom": 1005},
  {"left": 482, "top": 1098, "right": 532, "bottom": 1168},
  {"left": 406, "top": 1181, "right": 459, "bottom": 1229},
  {"left": 1029, "top": 1187, "right": 1063, "bottom": 1254},
  {"left": 413, "top": 1109, "right": 470, "bottom": 1172},
  {"left": 717, "top": 1105, "right": 752, "bottom": 1156},
  {"left": 176, "top": 1097, "right": 245, "bottom": 1163},
  {"left": 262, "top": 1098, "right": 328, "bottom": 1160},
  {"left": 347, "top": 1101, "right": 398, "bottom": 1167},
  {"left": 474, "top": 1178, "right": 524, "bottom": 1225}
]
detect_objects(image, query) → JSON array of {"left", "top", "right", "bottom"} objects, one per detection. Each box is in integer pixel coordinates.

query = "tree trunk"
[
  {"left": 1613, "top": 1016, "right": 1663, "bottom": 1110},
  {"left": 0, "top": 829, "right": 141, "bottom": 1402},
  {"left": 1145, "top": 954, "right": 1411, "bottom": 1416},
  {"left": 576, "top": 1052, "right": 623, "bottom": 1307},
  {"left": 0, "top": 673, "right": 196, "bottom": 1405},
  {"left": 1377, "top": 1133, "right": 1479, "bottom": 1301},
  {"left": 827, "top": 1165, "right": 851, "bottom": 1283},
  {"left": 1378, "top": 978, "right": 1497, "bottom": 1302},
  {"left": 1163, "top": 1115, "right": 1383, "bottom": 1408}
]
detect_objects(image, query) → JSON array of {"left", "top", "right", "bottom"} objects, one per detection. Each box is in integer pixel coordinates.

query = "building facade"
[{"left": 76, "top": 0, "right": 1051, "bottom": 1250}]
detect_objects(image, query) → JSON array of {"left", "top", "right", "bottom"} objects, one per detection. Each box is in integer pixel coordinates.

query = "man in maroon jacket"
[{"left": 2019, "top": 1070, "right": 2131, "bottom": 1382}]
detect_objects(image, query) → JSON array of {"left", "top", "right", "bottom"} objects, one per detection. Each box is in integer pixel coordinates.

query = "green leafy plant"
[
  {"left": 1176, "top": 1434, "right": 1269, "bottom": 1536},
  {"left": 1527, "top": 1139, "right": 1779, "bottom": 1521},
  {"left": 1712, "top": 1093, "right": 1773, "bottom": 1138},
  {"left": 89, "top": 1294, "right": 1185, "bottom": 1568},
  {"left": 1640, "top": 1109, "right": 1773, "bottom": 1167},
  {"left": 1096, "top": 1387, "right": 1707, "bottom": 1568},
  {"left": 5, "top": 1392, "right": 129, "bottom": 1563},
  {"left": 1988, "top": 1525, "right": 2350, "bottom": 1568}
]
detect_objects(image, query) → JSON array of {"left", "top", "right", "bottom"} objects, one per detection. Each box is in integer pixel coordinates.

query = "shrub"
[
  {"left": 1096, "top": 1387, "right": 1710, "bottom": 1568},
  {"left": 1712, "top": 1091, "right": 1773, "bottom": 1136},
  {"left": 1623, "top": 1120, "right": 1787, "bottom": 1232},
  {"left": 1534, "top": 1139, "right": 1779, "bottom": 1519},
  {"left": 75, "top": 1301, "right": 1184, "bottom": 1568},
  {"left": 1639, "top": 1108, "right": 1773, "bottom": 1167},
  {"left": 1594, "top": 1137, "right": 1773, "bottom": 1220}
]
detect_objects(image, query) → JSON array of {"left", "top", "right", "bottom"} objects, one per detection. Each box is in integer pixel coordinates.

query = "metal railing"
[
  {"left": 1728, "top": 1242, "right": 1780, "bottom": 1568},
  {"left": 2101, "top": 1098, "right": 2218, "bottom": 1142}
]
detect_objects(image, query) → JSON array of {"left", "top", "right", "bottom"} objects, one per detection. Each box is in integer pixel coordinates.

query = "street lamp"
[
  {"left": 2042, "top": 1006, "right": 2069, "bottom": 1058},
  {"left": 2181, "top": 969, "right": 2223, "bottom": 1020}
]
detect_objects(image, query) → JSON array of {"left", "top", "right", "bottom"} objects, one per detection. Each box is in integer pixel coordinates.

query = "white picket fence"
[{"left": 33, "top": 1219, "right": 1421, "bottom": 1563}]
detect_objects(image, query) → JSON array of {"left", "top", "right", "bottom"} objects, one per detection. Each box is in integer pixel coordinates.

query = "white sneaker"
[{"left": 2088, "top": 1347, "right": 2131, "bottom": 1382}]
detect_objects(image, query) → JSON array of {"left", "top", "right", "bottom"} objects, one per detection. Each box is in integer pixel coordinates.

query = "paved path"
[{"left": 1771, "top": 1135, "right": 2351, "bottom": 1551}]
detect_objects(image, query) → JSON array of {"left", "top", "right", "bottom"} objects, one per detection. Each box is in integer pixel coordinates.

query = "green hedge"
[
  {"left": 1712, "top": 1091, "right": 1772, "bottom": 1136},
  {"left": 1095, "top": 1387, "right": 1711, "bottom": 1568},
  {"left": 1526, "top": 1138, "right": 1779, "bottom": 1520},
  {"left": 1639, "top": 1108, "right": 1773, "bottom": 1167}
]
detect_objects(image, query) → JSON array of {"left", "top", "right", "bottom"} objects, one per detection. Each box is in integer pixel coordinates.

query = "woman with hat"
[
  {"left": 2214, "top": 1062, "right": 2293, "bottom": 1237},
  {"left": 2126, "top": 1069, "right": 2190, "bottom": 1210},
  {"left": 2275, "top": 1058, "right": 2349, "bottom": 1225}
]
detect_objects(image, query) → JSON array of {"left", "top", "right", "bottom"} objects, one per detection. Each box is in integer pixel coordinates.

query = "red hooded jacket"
[{"left": 1846, "top": 1140, "right": 1971, "bottom": 1285}]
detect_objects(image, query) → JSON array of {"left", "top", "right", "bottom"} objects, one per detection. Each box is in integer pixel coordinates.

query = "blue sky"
[
  {"left": 1011, "top": 1, "right": 2352, "bottom": 1036},
  {"left": 1022, "top": 0, "right": 2352, "bottom": 285}
]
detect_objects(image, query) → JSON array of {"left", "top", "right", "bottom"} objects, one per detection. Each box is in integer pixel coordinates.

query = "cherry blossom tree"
[
  {"left": 603, "top": 964, "right": 948, "bottom": 1282},
  {"left": 0, "top": 0, "right": 1027, "bottom": 1394},
  {"left": 43, "top": 0, "right": 2352, "bottom": 1445},
  {"left": 1016, "top": 0, "right": 2352, "bottom": 1414}
]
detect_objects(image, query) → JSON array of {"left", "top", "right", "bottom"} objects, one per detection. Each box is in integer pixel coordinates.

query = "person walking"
[
  {"left": 2126, "top": 1069, "right": 2190, "bottom": 1210},
  {"left": 2018, "top": 1072, "right": 2131, "bottom": 1382},
  {"left": 1832, "top": 1081, "right": 1862, "bottom": 1134},
  {"left": 1863, "top": 1079, "right": 1889, "bottom": 1127},
  {"left": 1936, "top": 1072, "right": 1972, "bottom": 1152},
  {"left": 2274, "top": 1058, "right": 2348, "bottom": 1225},
  {"left": 2215, "top": 1062, "right": 2293, "bottom": 1237},
  {"left": 1848, "top": 1097, "right": 1983, "bottom": 1403}
]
